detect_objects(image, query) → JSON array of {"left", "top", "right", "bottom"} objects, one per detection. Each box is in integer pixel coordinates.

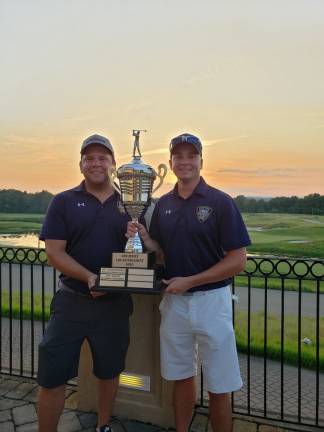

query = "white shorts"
[{"left": 159, "top": 285, "right": 243, "bottom": 394}]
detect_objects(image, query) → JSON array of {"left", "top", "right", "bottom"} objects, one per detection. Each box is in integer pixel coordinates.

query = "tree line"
[
  {"left": 234, "top": 193, "right": 324, "bottom": 215},
  {"left": 0, "top": 189, "right": 324, "bottom": 215},
  {"left": 0, "top": 190, "right": 53, "bottom": 213}
]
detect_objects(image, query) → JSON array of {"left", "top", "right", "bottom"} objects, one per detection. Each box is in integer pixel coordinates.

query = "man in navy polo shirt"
[
  {"left": 37, "top": 134, "right": 132, "bottom": 432},
  {"left": 127, "top": 133, "right": 251, "bottom": 432}
]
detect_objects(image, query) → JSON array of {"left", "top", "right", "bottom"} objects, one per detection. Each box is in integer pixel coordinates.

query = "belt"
[
  {"left": 182, "top": 291, "right": 213, "bottom": 296},
  {"left": 182, "top": 284, "right": 230, "bottom": 296},
  {"left": 58, "top": 281, "right": 91, "bottom": 298}
]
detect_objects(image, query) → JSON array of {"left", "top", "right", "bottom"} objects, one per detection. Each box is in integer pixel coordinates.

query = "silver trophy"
[
  {"left": 110, "top": 130, "right": 167, "bottom": 253},
  {"left": 96, "top": 130, "right": 167, "bottom": 292}
]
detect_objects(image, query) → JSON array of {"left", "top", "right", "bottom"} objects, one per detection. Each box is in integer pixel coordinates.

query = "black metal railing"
[
  {"left": 0, "top": 248, "right": 323, "bottom": 428},
  {"left": 195, "top": 255, "right": 324, "bottom": 428},
  {"left": 0, "top": 247, "right": 55, "bottom": 378}
]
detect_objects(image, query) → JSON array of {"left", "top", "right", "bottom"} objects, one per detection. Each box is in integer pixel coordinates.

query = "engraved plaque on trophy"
[{"left": 95, "top": 130, "right": 167, "bottom": 294}]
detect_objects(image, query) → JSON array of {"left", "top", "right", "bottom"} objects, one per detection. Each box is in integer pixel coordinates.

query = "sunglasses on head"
[{"left": 169, "top": 134, "right": 202, "bottom": 154}]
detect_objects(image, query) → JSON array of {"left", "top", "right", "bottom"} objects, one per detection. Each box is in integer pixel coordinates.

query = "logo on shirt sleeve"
[{"left": 196, "top": 206, "right": 213, "bottom": 223}]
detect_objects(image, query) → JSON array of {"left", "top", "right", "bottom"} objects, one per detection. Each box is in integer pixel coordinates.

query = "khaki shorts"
[{"left": 159, "top": 286, "right": 242, "bottom": 394}]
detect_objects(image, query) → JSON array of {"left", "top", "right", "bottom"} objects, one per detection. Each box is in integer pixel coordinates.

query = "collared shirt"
[
  {"left": 40, "top": 181, "right": 130, "bottom": 294},
  {"left": 149, "top": 177, "right": 251, "bottom": 293}
]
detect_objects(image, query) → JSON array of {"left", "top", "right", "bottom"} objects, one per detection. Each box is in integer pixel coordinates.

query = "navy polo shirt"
[
  {"left": 149, "top": 177, "right": 251, "bottom": 293},
  {"left": 40, "top": 181, "right": 130, "bottom": 294}
]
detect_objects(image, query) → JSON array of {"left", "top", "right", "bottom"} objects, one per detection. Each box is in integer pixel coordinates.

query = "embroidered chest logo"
[
  {"left": 165, "top": 209, "right": 172, "bottom": 215},
  {"left": 117, "top": 200, "right": 126, "bottom": 215},
  {"left": 77, "top": 202, "right": 85, "bottom": 207},
  {"left": 196, "top": 206, "right": 213, "bottom": 223}
]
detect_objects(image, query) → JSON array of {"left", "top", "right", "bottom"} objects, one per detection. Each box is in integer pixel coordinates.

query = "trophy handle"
[
  {"left": 152, "top": 164, "right": 167, "bottom": 194},
  {"left": 108, "top": 167, "right": 121, "bottom": 193}
]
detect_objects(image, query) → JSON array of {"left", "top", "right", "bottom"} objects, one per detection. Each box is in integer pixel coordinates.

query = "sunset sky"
[{"left": 1, "top": 0, "right": 324, "bottom": 198}]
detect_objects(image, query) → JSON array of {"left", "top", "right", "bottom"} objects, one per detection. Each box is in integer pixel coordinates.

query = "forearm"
[
  {"left": 141, "top": 233, "right": 161, "bottom": 253},
  {"left": 126, "top": 221, "right": 164, "bottom": 263},
  {"left": 185, "top": 249, "right": 247, "bottom": 290},
  {"left": 47, "top": 251, "right": 94, "bottom": 284},
  {"left": 142, "top": 235, "right": 165, "bottom": 265},
  {"left": 138, "top": 229, "right": 163, "bottom": 257}
]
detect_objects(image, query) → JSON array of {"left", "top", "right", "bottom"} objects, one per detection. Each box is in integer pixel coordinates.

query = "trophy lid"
[{"left": 117, "top": 156, "right": 157, "bottom": 179}]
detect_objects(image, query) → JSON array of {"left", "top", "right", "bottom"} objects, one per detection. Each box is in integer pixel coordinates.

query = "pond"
[{"left": 0, "top": 233, "right": 44, "bottom": 248}]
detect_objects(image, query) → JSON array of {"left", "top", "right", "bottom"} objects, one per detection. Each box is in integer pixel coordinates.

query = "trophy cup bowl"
[
  {"left": 96, "top": 130, "right": 167, "bottom": 294},
  {"left": 111, "top": 155, "right": 166, "bottom": 253}
]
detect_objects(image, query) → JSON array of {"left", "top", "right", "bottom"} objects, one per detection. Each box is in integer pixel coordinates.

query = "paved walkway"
[
  {"left": 1, "top": 374, "right": 323, "bottom": 432},
  {"left": 234, "top": 354, "right": 324, "bottom": 426},
  {"left": 0, "top": 374, "right": 172, "bottom": 432}
]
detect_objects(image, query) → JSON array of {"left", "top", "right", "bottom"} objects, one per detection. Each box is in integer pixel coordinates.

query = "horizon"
[
  {"left": 1, "top": 186, "right": 322, "bottom": 200},
  {"left": 1, "top": 0, "right": 324, "bottom": 197}
]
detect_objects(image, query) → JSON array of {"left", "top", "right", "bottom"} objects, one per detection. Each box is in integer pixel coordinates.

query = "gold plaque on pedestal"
[{"left": 112, "top": 253, "right": 148, "bottom": 268}]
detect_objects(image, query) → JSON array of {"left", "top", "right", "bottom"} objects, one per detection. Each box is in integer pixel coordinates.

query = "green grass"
[
  {"left": 237, "top": 213, "right": 324, "bottom": 292},
  {"left": 235, "top": 276, "right": 323, "bottom": 293},
  {"left": 1, "top": 291, "right": 52, "bottom": 321},
  {"left": 0, "top": 213, "right": 44, "bottom": 234},
  {"left": 235, "top": 311, "right": 324, "bottom": 371},
  {"left": 1, "top": 212, "right": 324, "bottom": 258},
  {"left": 2, "top": 212, "right": 324, "bottom": 257},
  {"left": 243, "top": 213, "right": 324, "bottom": 258}
]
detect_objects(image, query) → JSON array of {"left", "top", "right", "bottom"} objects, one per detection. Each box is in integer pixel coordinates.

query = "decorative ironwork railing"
[{"left": 0, "top": 248, "right": 323, "bottom": 428}]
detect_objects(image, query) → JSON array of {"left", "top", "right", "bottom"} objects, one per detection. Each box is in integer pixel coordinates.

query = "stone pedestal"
[{"left": 77, "top": 294, "right": 174, "bottom": 428}]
